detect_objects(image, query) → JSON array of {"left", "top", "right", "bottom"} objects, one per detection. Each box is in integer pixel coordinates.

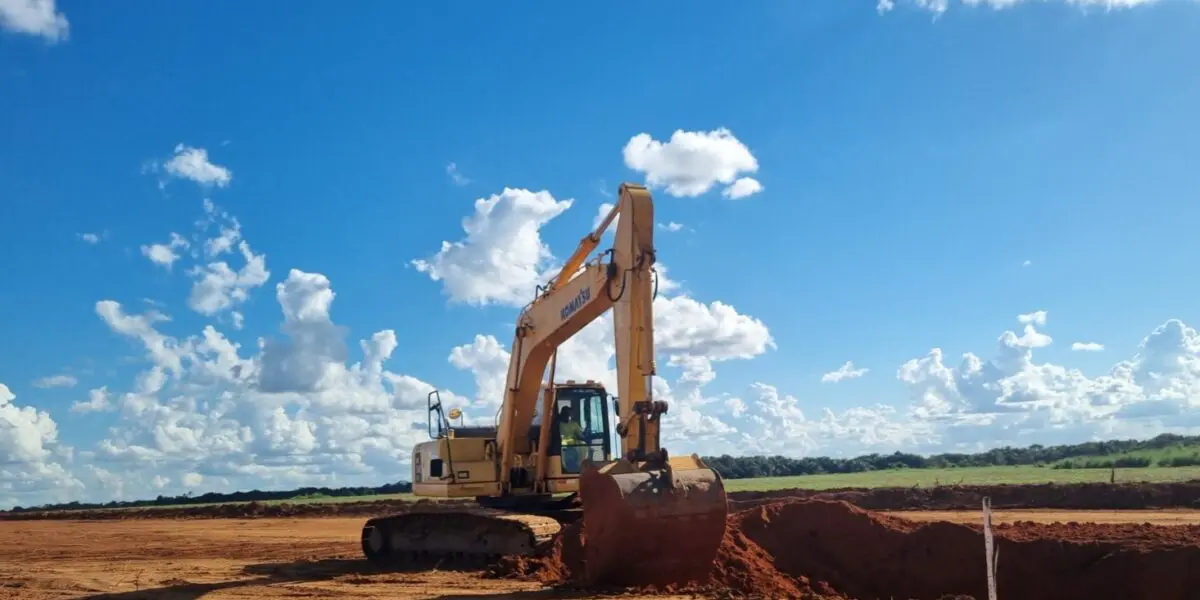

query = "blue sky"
[{"left": 3, "top": 0, "right": 1200, "bottom": 507}]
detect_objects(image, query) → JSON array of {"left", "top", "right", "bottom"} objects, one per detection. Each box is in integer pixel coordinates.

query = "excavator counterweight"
[{"left": 360, "top": 182, "right": 728, "bottom": 587}]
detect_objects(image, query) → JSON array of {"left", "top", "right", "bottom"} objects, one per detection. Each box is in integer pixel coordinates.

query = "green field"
[{"left": 722, "top": 464, "right": 1200, "bottom": 492}]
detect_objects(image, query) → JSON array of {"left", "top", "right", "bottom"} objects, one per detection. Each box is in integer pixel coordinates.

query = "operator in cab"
[{"left": 558, "top": 405, "right": 583, "bottom": 473}]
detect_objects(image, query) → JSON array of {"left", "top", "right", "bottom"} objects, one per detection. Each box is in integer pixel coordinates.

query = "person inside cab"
[{"left": 558, "top": 405, "right": 583, "bottom": 473}]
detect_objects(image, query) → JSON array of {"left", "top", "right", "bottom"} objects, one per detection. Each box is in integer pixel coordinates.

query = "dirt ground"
[
  {"left": 7, "top": 501, "right": 1200, "bottom": 600},
  {"left": 0, "top": 518, "right": 697, "bottom": 600}
]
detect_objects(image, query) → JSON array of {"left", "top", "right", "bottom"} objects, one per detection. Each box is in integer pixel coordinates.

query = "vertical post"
[{"left": 982, "top": 496, "right": 999, "bottom": 600}]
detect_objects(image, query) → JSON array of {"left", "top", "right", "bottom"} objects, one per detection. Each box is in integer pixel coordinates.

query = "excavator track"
[{"left": 360, "top": 508, "right": 563, "bottom": 568}]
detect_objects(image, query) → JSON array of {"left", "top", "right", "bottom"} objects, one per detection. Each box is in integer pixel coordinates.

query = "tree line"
[
  {"left": 6, "top": 481, "right": 413, "bottom": 513},
  {"left": 703, "top": 433, "right": 1200, "bottom": 479},
  {"left": 9, "top": 433, "right": 1200, "bottom": 513}
]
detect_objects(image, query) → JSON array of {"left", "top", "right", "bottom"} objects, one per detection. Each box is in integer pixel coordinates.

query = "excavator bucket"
[{"left": 578, "top": 454, "right": 728, "bottom": 587}]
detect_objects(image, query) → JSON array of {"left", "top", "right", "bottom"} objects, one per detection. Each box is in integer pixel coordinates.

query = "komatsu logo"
[{"left": 560, "top": 286, "right": 590, "bottom": 321}]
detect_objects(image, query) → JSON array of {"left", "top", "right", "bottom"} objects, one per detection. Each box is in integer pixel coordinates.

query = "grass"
[
  {"left": 1051, "top": 443, "right": 1200, "bottom": 468},
  {"left": 722, "top": 464, "right": 1200, "bottom": 492}
]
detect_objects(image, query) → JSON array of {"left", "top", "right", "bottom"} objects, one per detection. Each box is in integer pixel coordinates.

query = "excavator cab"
[{"left": 547, "top": 382, "right": 612, "bottom": 475}]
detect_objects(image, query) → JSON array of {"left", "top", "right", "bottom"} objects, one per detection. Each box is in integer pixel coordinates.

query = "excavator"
[{"left": 360, "top": 182, "right": 729, "bottom": 586}]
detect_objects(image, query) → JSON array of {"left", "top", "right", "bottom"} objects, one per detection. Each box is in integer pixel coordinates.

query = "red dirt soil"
[
  {"left": 492, "top": 518, "right": 835, "bottom": 599},
  {"left": 497, "top": 498, "right": 1200, "bottom": 600}
]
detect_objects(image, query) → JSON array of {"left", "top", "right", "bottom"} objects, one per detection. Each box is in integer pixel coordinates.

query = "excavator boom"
[{"left": 361, "top": 183, "right": 727, "bottom": 588}]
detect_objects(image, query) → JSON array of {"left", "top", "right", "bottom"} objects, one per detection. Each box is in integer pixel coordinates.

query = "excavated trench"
[{"left": 492, "top": 498, "right": 1200, "bottom": 600}]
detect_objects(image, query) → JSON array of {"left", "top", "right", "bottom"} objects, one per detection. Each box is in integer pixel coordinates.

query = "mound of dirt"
[
  {"left": 737, "top": 499, "right": 1200, "bottom": 600},
  {"left": 498, "top": 498, "right": 1200, "bottom": 599},
  {"left": 491, "top": 517, "right": 834, "bottom": 599},
  {"left": 730, "top": 480, "right": 1200, "bottom": 511}
]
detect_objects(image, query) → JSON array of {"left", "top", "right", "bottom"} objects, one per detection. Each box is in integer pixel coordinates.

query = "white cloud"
[
  {"left": 95, "top": 300, "right": 188, "bottom": 377},
  {"left": 78, "top": 232, "right": 101, "bottom": 244},
  {"left": 892, "top": 314, "right": 1200, "bottom": 451},
  {"left": 822, "top": 361, "right": 870, "bottom": 383},
  {"left": 1022, "top": 259, "right": 1033, "bottom": 267},
  {"left": 1072, "top": 342, "right": 1105, "bottom": 352},
  {"left": 411, "top": 188, "right": 573, "bottom": 307},
  {"left": 593, "top": 202, "right": 616, "bottom": 230},
  {"left": 140, "top": 233, "right": 190, "bottom": 271},
  {"left": 204, "top": 220, "right": 241, "bottom": 258},
  {"left": 57, "top": 267, "right": 469, "bottom": 509},
  {"left": 0, "top": 0, "right": 68, "bottom": 42},
  {"left": 187, "top": 240, "right": 270, "bottom": 316},
  {"left": 0, "top": 383, "right": 82, "bottom": 505},
  {"left": 658, "top": 221, "right": 685, "bottom": 233},
  {"left": 159, "top": 144, "right": 232, "bottom": 188},
  {"left": 446, "top": 162, "right": 470, "bottom": 186},
  {"left": 884, "top": 0, "right": 1162, "bottom": 14},
  {"left": 1018, "top": 310, "right": 1047, "bottom": 326},
  {"left": 623, "top": 128, "right": 761, "bottom": 198},
  {"left": 32, "top": 374, "right": 77, "bottom": 389},
  {"left": 71, "top": 387, "right": 112, "bottom": 414},
  {"left": 448, "top": 334, "right": 510, "bottom": 408},
  {"left": 654, "top": 295, "right": 774, "bottom": 362},
  {"left": 721, "top": 177, "right": 763, "bottom": 200}
]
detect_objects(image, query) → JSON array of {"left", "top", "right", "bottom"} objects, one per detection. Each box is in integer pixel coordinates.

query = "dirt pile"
[
  {"left": 492, "top": 517, "right": 834, "bottom": 599},
  {"left": 499, "top": 498, "right": 1200, "bottom": 599},
  {"left": 737, "top": 499, "right": 1200, "bottom": 600}
]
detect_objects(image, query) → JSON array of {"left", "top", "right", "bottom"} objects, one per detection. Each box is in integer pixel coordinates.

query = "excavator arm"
[
  {"left": 494, "top": 182, "right": 727, "bottom": 586},
  {"left": 361, "top": 182, "right": 726, "bottom": 589},
  {"left": 494, "top": 182, "right": 662, "bottom": 485}
]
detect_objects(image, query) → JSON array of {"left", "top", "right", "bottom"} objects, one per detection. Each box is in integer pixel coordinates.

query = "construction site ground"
[{"left": 6, "top": 481, "right": 1200, "bottom": 599}]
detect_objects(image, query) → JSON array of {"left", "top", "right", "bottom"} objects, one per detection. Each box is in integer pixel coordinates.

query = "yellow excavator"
[{"left": 360, "top": 182, "right": 728, "bottom": 585}]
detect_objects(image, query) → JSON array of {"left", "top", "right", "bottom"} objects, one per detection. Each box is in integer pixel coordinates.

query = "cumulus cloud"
[
  {"left": 1072, "top": 342, "right": 1105, "bottom": 352},
  {"left": 879, "top": 0, "right": 1162, "bottom": 14},
  {"left": 821, "top": 361, "right": 869, "bottom": 383},
  {"left": 658, "top": 221, "right": 685, "bottom": 233},
  {"left": 623, "top": 128, "right": 762, "bottom": 199},
  {"left": 32, "top": 374, "right": 76, "bottom": 389},
  {"left": 71, "top": 387, "right": 112, "bottom": 413},
  {"left": 63, "top": 268, "right": 467, "bottom": 508},
  {"left": 0, "top": 0, "right": 68, "bottom": 42},
  {"left": 894, "top": 313, "right": 1200, "bottom": 450},
  {"left": 140, "top": 233, "right": 190, "bottom": 270},
  {"left": 0, "top": 383, "right": 82, "bottom": 505},
  {"left": 722, "top": 177, "right": 764, "bottom": 200},
  {"left": 186, "top": 241, "right": 269, "bottom": 316},
  {"left": 168, "top": 201, "right": 270, "bottom": 317},
  {"left": 593, "top": 202, "right": 617, "bottom": 230},
  {"left": 150, "top": 144, "right": 232, "bottom": 188},
  {"left": 78, "top": 232, "right": 102, "bottom": 244},
  {"left": 411, "top": 188, "right": 573, "bottom": 307},
  {"left": 1018, "top": 310, "right": 1047, "bottom": 326}
]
